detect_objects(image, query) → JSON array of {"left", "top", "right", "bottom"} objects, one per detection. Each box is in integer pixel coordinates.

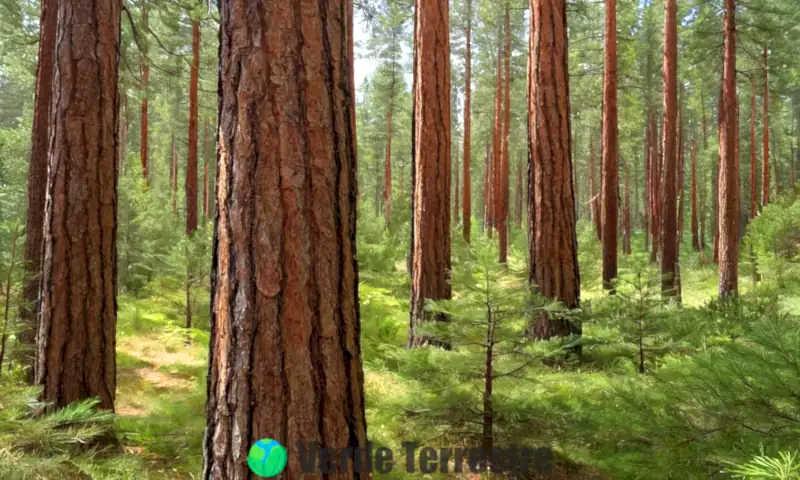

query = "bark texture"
[
  {"left": 718, "top": 0, "right": 740, "bottom": 298},
  {"left": 36, "top": 0, "right": 120, "bottom": 411},
  {"left": 601, "top": 0, "right": 618, "bottom": 289},
  {"left": 204, "top": 0, "right": 368, "bottom": 477},
  {"left": 528, "top": 0, "right": 581, "bottom": 339},
  {"left": 660, "top": 0, "right": 679, "bottom": 297},
  {"left": 20, "top": 0, "right": 57, "bottom": 381},
  {"left": 408, "top": 0, "right": 452, "bottom": 349}
]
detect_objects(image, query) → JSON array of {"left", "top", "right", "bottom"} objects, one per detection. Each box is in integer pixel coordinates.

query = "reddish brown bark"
[
  {"left": 408, "top": 0, "right": 452, "bottom": 349},
  {"left": 659, "top": 0, "right": 678, "bottom": 297},
  {"left": 204, "top": 0, "right": 368, "bottom": 476},
  {"left": 589, "top": 136, "right": 601, "bottom": 239},
  {"left": 528, "top": 0, "right": 581, "bottom": 340},
  {"left": 750, "top": 77, "right": 758, "bottom": 218},
  {"left": 20, "top": 0, "right": 57, "bottom": 381},
  {"left": 186, "top": 19, "right": 200, "bottom": 236},
  {"left": 499, "top": 7, "right": 511, "bottom": 264},
  {"left": 601, "top": 0, "right": 618, "bottom": 289},
  {"left": 37, "top": 0, "right": 120, "bottom": 411},
  {"left": 644, "top": 109, "right": 651, "bottom": 253},
  {"left": 691, "top": 137, "right": 700, "bottom": 250},
  {"left": 454, "top": 146, "right": 460, "bottom": 224},
  {"left": 762, "top": 45, "right": 770, "bottom": 207},
  {"left": 718, "top": 0, "right": 739, "bottom": 298},
  {"left": 140, "top": 3, "right": 149, "bottom": 182},
  {"left": 462, "top": 0, "right": 472, "bottom": 243}
]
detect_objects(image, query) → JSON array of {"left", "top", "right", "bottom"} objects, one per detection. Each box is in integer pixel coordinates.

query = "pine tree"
[{"left": 601, "top": 0, "right": 619, "bottom": 290}]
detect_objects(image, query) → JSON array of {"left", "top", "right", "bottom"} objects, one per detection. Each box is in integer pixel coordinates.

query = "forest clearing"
[{"left": 0, "top": 0, "right": 799, "bottom": 478}]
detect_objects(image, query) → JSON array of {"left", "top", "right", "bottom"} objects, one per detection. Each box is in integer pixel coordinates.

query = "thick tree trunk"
[
  {"left": 660, "top": 0, "right": 679, "bottom": 298},
  {"left": 691, "top": 138, "right": 699, "bottom": 250},
  {"left": 750, "top": 76, "right": 758, "bottom": 218},
  {"left": 498, "top": 7, "right": 511, "bottom": 264},
  {"left": 186, "top": 19, "right": 200, "bottom": 236},
  {"left": 20, "top": 0, "right": 57, "bottom": 382},
  {"left": 718, "top": 0, "right": 739, "bottom": 298},
  {"left": 140, "top": 3, "right": 149, "bottom": 182},
  {"left": 37, "top": 0, "right": 120, "bottom": 411},
  {"left": 408, "top": 0, "right": 452, "bottom": 349},
  {"left": 589, "top": 136, "right": 601, "bottom": 240},
  {"left": 204, "top": 0, "right": 369, "bottom": 477},
  {"left": 528, "top": 0, "right": 581, "bottom": 340},
  {"left": 762, "top": 45, "right": 770, "bottom": 207},
  {"left": 601, "top": 0, "right": 618, "bottom": 290},
  {"left": 462, "top": 0, "right": 472, "bottom": 243}
]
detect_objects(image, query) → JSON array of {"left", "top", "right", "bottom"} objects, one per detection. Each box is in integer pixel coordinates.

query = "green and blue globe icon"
[{"left": 247, "top": 438, "right": 287, "bottom": 477}]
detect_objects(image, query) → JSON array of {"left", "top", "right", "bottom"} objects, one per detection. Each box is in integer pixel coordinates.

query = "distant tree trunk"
[
  {"left": 589, "top": 136, "right": 601, "bottom": 239},
  {"left": 601, "top": 0, "right": 618, "bottom": 290},
  {"left": 750, "top": 77, "right": 758, "bottom": 219},
  {"left": 649, "top": 113, "right": 661, "bottom": 263},
  {"left": 762, "top": 45, "right": 770, "bottom": 207},
  {"left": 499, "top": 7, "right": 511, "bottom": 264},
  {"left": 204, "top": 0, "right": 368, "bottom": 477},
  {"left": 140, "top": 3, "right": 149, "bottom": 182},
  {"left": 37, "top": 0, "right": 120, "bottom": 411},
  {"left": 119, "top": 92, "right": 128, "bottom": 173},
  {"left": 384, "top": 44, "right": 396, "bottom": 228},
  {"left": 171, "top": 133, "right": 178, "bottom": 215},
  {"left": 454, "top": 145, "right": 460, "bottom": 225},
  {"left": 19, "top": 0, "right": 57, "bottom": 382},
  {"left": 644, "top": 110, "right": 651, "bottom": 253},
  {"left": 203, "top": 118, "right": 210, "bottom": 219},
  {"left": 0, "top": 226, "right": 21, "bottom": 374},
  {"left": 528, "top": 0, "right": 581, "bottom": 341},
  {"left": 515, "top": 157, "right": 523, "bottom": 227},
  {"left": 691, "top": 137, "right": 699, "bottom": 250},
  {"left": 408, "top": 0, "right": 452, "bottom": 349},
  {"left": 463, "top": 0, "right": 472, "bottom": 243},
  {"left": 490, "top": 33, "right": 503, "bottom": 240},
  {"left": 483, "top": 141, "right": 491, "bottom": 231},
  {"left": 623, "top": 164, "right": 631, "bottom": 255},
  {"left": 186, "top": 19, "right": 200, "bottom": 236},
  {"left": 718, "top": 0, "right": 739, "bottom": 298},
  {"left": 660, "top": 0, "right": 678, "bottom": 298}
]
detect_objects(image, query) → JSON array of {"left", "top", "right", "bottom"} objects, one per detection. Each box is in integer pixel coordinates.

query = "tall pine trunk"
[
  {"left": 37, "top": 0, "right": 120, "bottom": 411},
  {"left": 601, "top": 0, "right": 618, "bottom": 290},
  {"left": 408, "top": 0, "right": 452, "bottom": 349},
  {"left": 499, "top": 8, "right": 511, "bottom": 264},
  {"left": 20, "top": 0, "right": 57, "bottom": 381},
  {"left": 204, "top": 0, "right": 368, "bottom": 476},
  {"left": 762, "top": 45, "right": 770, "bottom": 207},
  {"left": 490, "top": 33, "right": 503, "bottom": 240},
  {"left": 462, "top": 0, "right": 472, "bottom": 243},
  {"left": 186, "top": 19, "right": 200, "bottom": 236},
  {"left": 718, "top": 0, "right": 739, "bottom": 298},
  {"left": 140, "top": 3, "right": 149, "bottom": 182},
  {"left": 660, "top": 0, "right": 679, "bottom": 298},
  {"left": 528, "top": 0, "right": 581, "bottom": 340},
  {"left": 691, "top": 138, "right": 700, "bottom": 250}
]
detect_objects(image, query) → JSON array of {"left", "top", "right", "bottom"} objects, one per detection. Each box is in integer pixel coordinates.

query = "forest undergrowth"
[{"left": 2, "top": 196, "right": 799, "bottom": 479}]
